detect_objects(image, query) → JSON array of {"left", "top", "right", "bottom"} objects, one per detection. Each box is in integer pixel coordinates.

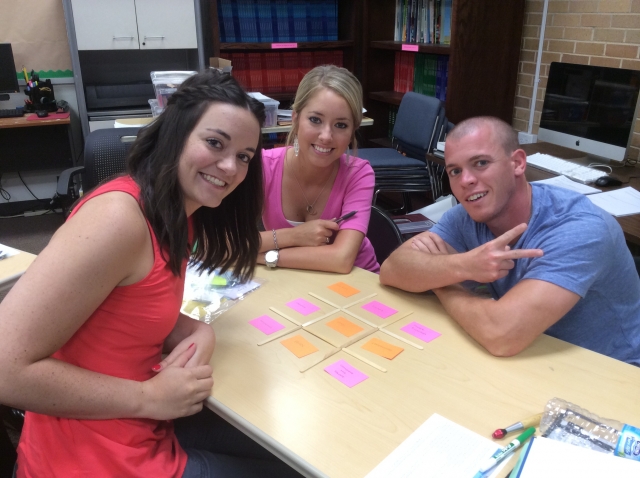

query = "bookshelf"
[
  {"left": 362, "top": 0, "right": 525, "bottom": 145},
  {"left": 207, "top": 0, "right": 362, "bottom": 105}
]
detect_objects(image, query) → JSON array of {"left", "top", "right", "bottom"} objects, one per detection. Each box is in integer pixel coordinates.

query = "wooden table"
[
  {"left": 427, "top": 143, "right": 640, "bottom": 246},
  {"left": 0, "top": 249, "right": 36, "bottom": 294},
  {"left": 206, "top": 266, "right": 640, "bottom": 477}
]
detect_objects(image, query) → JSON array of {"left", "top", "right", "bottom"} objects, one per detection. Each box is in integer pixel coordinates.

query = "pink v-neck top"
[{"left": 262, "top": 147, "right": 380, "bottom": 273}]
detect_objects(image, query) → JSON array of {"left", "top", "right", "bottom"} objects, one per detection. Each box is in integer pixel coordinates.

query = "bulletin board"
[{"left": 0, "top": 0, "right": 73, "bottom": 78}]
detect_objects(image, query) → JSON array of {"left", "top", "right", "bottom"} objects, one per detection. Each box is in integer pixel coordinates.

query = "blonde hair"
[{"left": 286, "top": 65, "right": 363, "bottom": 158}]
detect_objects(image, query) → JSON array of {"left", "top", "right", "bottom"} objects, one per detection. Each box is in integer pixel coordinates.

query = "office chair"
[
  {"left": 425, "top": 119, "right": 454, "bottom": 200},
  {"left": 359, "top": 92, "right": 445, "bottom": 213},
  {"left": 54, "top": 127, "right": 140, "bottom": 214},
  {"left": 366, "top": 205, "right": 404, "bottom": 264}
]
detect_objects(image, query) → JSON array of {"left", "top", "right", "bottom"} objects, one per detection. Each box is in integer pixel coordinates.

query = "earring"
[{"left": 293, "top": 136, "right": 299, "bottom": 157}]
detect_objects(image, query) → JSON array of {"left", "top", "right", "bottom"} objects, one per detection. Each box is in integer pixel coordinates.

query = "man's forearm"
[{"left": 380, "top": 247, "right": 466, "bottom": 292}]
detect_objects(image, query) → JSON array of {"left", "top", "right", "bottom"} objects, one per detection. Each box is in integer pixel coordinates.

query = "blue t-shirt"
[{"left": 431, "top": 183, "right": 640, "bottom": 365}]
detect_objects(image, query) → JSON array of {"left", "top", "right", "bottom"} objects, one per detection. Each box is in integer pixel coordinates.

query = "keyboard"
[
  {"left": 0, "top": 108, "right": 24, "bottom": 118},
  {"left": 526, "top": 153, "right": 608, "bottom": 184}
]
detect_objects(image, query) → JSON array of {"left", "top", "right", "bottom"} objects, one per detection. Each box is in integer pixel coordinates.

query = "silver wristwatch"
[{"left": 265, "top": 249, "right": 279, "bottom": 268}]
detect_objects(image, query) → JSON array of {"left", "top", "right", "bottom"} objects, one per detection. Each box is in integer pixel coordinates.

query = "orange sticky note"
[
  {"left": 326, "top": 316, "right": 364, "bottom": 337},
  {"left": 328, "top": 282, "right": 360, "bottom": 297},
  {"left": 362, "top": 337, "right": 404, "bottom": 360},
  {"left": 280, "top": 335, "right": 319, "bottom": 358}
]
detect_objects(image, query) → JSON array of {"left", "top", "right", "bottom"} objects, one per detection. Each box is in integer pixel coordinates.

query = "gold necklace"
[{"left": 288, "top": 152, "right": 336, "bottom": 216}]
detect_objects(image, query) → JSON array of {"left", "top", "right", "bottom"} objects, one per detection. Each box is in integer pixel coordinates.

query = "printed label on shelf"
[
  {"left": 272, "top": 43, "right": 298, "bottom": 49},
  {"left": 401, "top": 44, "right": 419, "bottom": 52}
]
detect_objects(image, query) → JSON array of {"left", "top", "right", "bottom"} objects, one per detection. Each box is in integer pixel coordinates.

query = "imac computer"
[
  {"left": 538, "top": 62, "right": 640, "bottom": 164},
  {"left": 0, "top": 43, "right": 19, "bottom": 96}
]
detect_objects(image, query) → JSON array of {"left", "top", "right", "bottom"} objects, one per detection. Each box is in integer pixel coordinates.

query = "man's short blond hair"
[{"left": 448, "top": 116, "right": 519, "bottom": 156}]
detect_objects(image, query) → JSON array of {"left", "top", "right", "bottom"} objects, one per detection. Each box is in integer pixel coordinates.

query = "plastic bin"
[
  {"left": 150, "top": 71, "right": 197, "bottom": 107},
  {"left": 148, "top": 99, "right": 163, "bottom": 117},
  {"left": 247, "top": 92, "right": 280, "bottom": 128}
]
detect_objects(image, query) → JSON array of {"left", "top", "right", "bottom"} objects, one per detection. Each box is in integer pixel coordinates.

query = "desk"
[
  {"left": 0, "top": 250, "right": 36, "bottom": 294},
  {"left": 0, "top": 115, "right": 73, "bottom": 173},
  {"left": 427, "top": 143, "right": 640, "bottom": 246},
  {"left": 206, "top": 266, "right": 640, "bottom": 477}
]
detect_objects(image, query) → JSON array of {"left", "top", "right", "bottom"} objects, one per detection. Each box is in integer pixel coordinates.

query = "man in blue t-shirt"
[{"left": 380, "top": 116, "right": 640, "bottom": 365}]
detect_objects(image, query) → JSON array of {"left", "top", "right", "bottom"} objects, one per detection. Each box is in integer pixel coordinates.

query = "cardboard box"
[{"left": 209, "top": 57, "right": 233, "bottom": 74}]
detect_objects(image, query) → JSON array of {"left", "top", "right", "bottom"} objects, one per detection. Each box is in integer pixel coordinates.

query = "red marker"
[{"left": 492, "top": 413, "right": 542, "bottom": 439}]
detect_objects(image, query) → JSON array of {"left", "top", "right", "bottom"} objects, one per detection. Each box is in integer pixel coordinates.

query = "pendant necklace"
[{"left": 288, "top": 153, "right": 335, "bottom": 216}]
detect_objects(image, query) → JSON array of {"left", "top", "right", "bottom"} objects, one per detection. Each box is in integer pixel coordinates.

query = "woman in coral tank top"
[{"left": 0, "top": 70, "right": 300, "bottom": 477}]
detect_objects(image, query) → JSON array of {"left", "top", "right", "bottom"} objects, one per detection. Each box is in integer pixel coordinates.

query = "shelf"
[
  {"left": 369, "top": 91, "right": 405, "bottom": 106},
  {"left": 220, "top": 40, "right": 354, "bottom": 51},
  {"left": 370, "top": 41, "right": 451, "bottom": 55}
]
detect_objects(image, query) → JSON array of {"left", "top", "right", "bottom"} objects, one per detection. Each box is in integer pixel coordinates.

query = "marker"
[
  {"left": 478, "top": 427, "right": 535, "bottom": 473},
  {"left": 492, "top": 413, "right": 542, "bottom": 439},
  {"left": 335, "top": 210, "right": 357, "bottom": 224}
]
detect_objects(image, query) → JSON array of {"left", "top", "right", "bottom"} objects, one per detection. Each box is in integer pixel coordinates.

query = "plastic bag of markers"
[{"left": 181, "top": 263, "right": 265, "bottom": 324}]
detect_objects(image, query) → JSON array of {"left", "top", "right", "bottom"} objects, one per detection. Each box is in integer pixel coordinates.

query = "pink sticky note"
[
  {"left": 401, "top": 44, "right": 419, "bottom": 52},
  {"left": 324, "top": 360, "right": 368, "bottom": 388},
  {"left": 249, "top": 315, "right": 285, "bottom": 335},
  {"left": 272, "top": 42, "right": 298, "bottom": 49},
  {"left": 286, "top": 298, "right": 321, "bottom": 316},
  {"left": 361, "top": 301, "right": 398, "bottom": 319},
  {"left": 400, "top": 321, "right": 441, "bottom": 343}
]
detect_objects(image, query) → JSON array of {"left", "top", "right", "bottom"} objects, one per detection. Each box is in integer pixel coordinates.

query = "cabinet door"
[
  {"left": 70, "top": 0, "right": 140, "bottom": 50},
  {"left": 135, "top": 0, "right": 197, "bottom": 50}
]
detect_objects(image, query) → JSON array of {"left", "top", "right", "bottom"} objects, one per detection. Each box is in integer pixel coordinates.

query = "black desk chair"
[
  {"left": 366, "top": 205, "right": 404, "bottom": 264},
  {"left": 54, "top": 127, "right": 140, "bottom": 214},
  {"left": 359, "top": 92, "right": 445, "bottom": 213}
]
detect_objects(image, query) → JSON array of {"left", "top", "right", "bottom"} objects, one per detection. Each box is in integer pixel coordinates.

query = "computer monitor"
[
  {"left": 0, "top": 43, "right": 19, "bottom": 94},
  {"left": 538, "top": 62, "right": 640, "bottom": 164}
]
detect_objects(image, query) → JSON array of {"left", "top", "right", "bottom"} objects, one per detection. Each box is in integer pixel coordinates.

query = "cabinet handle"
[
  {"left": 113, "top": 36, "right": 135, "bottom": 40},
  {"left": 143, "top": 36, "right": 165, "bottom": 40}
]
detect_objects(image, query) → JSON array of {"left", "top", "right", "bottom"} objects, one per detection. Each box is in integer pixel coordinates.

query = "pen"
[
  {"left": 335, "top": 210, "right": 357, "bottom": 224},
  {"left": 492, "top": 413, "right": 542, "bottom": 439},
  {"left": 478, "top": 427, "right": 535, "bottom": 473}
]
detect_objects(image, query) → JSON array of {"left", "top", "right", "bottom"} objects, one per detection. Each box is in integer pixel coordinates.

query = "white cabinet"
[{"left": 71, "top": 0, "right": 197, "bottom": 51}]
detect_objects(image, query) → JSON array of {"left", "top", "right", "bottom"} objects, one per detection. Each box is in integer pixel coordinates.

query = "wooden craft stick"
[
  {"left": 342, "top": 348, "right": 387, "bottom": 373},
  {"left": 308, "top": 292, "right": 341, "bottom": 309},
  {"left": 299, "top": 328, "right": 378, "bottom": 373},
  {"left": 257, "top": 325, "right": 302, "bottom": 346},
  {"left": 304, "top": 327, "right": 339, "bottom": 347},
  {"left": 379, "top": 329, "right": 424, "bottom": 350},
  {"left": 301, "top": 309, "right": 339, "bottom": 327},
  {"left": 343, "top": 292, "right": 378, "bottom": 309},
  {"left": 269, "top": 306, "right": 303, "bottom": 326},
  {"left": 379, "top": 310, "right": 414, "bottom": 329},
  {"left": 341, "top": 308, "right": 378, "bottom": 328}
]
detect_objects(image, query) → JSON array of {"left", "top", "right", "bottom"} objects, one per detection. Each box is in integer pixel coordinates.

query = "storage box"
[
  {"left": 247, "top": 92, "right": 280, "bottom": 127},
  {"left": 150, "top": 71, "right": 197, "bottom": 107},
  {"left": 148, "top": 99, "right": 163, "bottom": 117},
  {"left": 209, "top": 57, "right": 232, "bottom": 74}
]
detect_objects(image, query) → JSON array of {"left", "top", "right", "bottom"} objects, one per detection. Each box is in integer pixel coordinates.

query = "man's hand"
[
  {"left": 411, "top": 232, "right": 451, "bottom": 254},
  {"left": 464, "top": 223, "right": 543, "bottom": 283}
]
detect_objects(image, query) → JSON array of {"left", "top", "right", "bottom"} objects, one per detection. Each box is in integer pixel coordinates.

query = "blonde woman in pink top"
[{"left": 259, "top": 65, "right": 379, "bottom": 273}]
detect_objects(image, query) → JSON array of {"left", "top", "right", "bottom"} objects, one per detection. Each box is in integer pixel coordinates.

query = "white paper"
[
  {"left": 516, "top": 437, "right": 640, "bottom": 477},
  {"left": 587, "top": 187, "right": 640, "bottom": 217},
  {"left": 0, "top": 243, "right": 20, "bottom": 259},
  {"left": 410, "top": 195, "right": 457, "bottom": 223},
  {"left": 532, "top": 175, "right": 600, "bottom": 195},
  {"left": 365, "top": 414, "right": 508, "bottom": 478}
]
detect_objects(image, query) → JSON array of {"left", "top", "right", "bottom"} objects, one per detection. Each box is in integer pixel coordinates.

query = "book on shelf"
[
  {"left": 218, "top": 0, "right": 338, "bottom": 43},
  {"left": 227, "top": 50, "right": 343, "bottom": 94},
  {"left": 393, "top": 0, "right": 451, "bottom": 45}
]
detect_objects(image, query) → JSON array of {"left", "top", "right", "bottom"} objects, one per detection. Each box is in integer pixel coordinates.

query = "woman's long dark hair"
[{"left": 127, "top": 69, "right": 265, "bottom": 281}]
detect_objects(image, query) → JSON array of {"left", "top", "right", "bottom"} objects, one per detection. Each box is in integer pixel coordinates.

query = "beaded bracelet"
[{"left": 272, "top": 229, "right": 279, "bottom": 250}]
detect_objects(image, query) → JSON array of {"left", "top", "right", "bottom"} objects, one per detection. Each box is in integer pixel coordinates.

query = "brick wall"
[{"left": 513, "top": 0, "right": 640, "bottom": 163}]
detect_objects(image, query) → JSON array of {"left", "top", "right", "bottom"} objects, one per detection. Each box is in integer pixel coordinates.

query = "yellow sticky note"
[
  {"left": 280, "top": 335, "right": 319, "bottom": 358},
  {"left": 328, "top": 282, "right": 361, "bottom": 297},
  {"left": 362, "top": 337, "right": 404, "bottom": 360},
  {"left": 326, "top": 316, "right": 364, "bottom": 337}
]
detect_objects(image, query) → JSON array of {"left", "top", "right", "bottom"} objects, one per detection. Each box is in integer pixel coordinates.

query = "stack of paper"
[
  {"left": 587, "top": 187, "right": 640, "bottom": 217},
  {"left": 533, "top": 175, "right": 600, "bottom": 195},
  {"left": 277, "top": 109, "right": 292, "bottom": 126}
]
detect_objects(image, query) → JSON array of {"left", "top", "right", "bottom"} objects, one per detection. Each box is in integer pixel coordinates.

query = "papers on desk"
[
  {"left": 0, "top": 243, "right": 20, "bottom": 260},
  {"left": 533, "top": 175, "right": 600, "bottom": 195},
  {"left": 410, "top": 195, "right": 457, "bottom": 223},
  {"left": 365, "top": 414, "right": 509, "bottom": 478},
  {"left": 511, "top": 437, "right": 640, "bottom": 477},
  {"left": 587, "top": 187, "right": 640, "bottom": 217}
]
